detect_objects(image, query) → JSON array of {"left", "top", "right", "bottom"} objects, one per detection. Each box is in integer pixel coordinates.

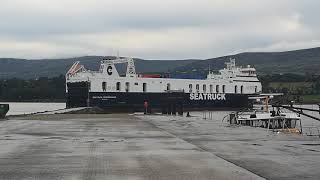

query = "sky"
[{"left": 0, "top": 0, "right": 319, "bottom": 60}]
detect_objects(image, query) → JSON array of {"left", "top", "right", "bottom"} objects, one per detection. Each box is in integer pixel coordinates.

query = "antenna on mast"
[{"left": 116, "top": 50, "right": 120, "bottom": 59}]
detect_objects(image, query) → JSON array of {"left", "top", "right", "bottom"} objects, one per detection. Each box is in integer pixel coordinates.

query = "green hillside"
[
  {"left": 171, "top": 47, "right": 320, "bottom": 76},
  {"left": 1, "top": 47, "right": 320, "bottom": 79},
  {"left": 0, "top": 56, "right": 197, "bottom": 79}
]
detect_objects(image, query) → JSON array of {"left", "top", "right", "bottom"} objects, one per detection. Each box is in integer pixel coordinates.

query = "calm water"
[{"left": 2, "top": 102, "right": 66, "bottom": 116}]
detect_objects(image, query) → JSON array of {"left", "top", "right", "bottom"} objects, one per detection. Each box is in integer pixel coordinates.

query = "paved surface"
[
  {"left": 0, "top": 114, "right": 263, "bottom": 180},
  {"left": 140, "top": 112, "right": 320, "bottom": 180}
]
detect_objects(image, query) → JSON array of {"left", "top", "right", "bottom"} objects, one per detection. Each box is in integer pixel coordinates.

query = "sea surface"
[{"left": 2, "top": 102, "right": 66, "bottom": 116}]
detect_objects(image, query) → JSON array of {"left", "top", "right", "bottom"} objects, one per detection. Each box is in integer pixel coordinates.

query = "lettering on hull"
[{"left": 190, "top": 93, "right": 226, "bottom": 101}]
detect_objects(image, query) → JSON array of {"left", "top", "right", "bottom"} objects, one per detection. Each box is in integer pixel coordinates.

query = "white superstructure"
[{"left": 66, "top": 57, "right": 262, "bottom": 95}]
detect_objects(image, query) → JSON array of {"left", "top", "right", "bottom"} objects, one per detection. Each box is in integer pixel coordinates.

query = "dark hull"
[
  {"left": 67, "top": 92, "right": 250, "bottom": 112},
  {"left": 88, "top": 92, "right": 248, "bottom": 107},
  {"left": 66, "top": 82, "right": 251, "bottom": 111}
]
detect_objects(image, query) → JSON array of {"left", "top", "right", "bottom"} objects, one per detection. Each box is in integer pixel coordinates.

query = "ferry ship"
[{"left": 66, "top": 57, "right": 262, "bottom": 111}]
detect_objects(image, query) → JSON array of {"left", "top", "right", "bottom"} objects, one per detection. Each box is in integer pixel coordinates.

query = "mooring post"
[{"left": 299, "top": 119, "right": 303, "bottom": 134}]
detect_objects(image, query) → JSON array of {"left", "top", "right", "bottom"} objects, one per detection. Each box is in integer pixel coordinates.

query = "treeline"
[
  {"left": 0, "top": 73, "right": 320, "bottom": 102},
  {"left": 0, "top": 75, "right": 65, "bottom": 102},
  {"left": 259, "top": 73, "right": 320, "bottom": 95}
]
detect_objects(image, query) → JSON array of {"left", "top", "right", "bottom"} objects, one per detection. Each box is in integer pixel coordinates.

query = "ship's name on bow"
[{"left": 190, "top": 93, "right": 226, "bottom": 101}]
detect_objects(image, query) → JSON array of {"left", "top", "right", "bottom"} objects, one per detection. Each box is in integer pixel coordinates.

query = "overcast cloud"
[{"left": 0, "top": 0, "right": 319, "bottom": 59}]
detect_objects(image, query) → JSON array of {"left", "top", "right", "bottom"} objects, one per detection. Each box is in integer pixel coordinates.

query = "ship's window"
[
  {"left": 134, "top": 82, "right": 138, "bottom": 85},
  {"left": 210, "top": 85, "right": 213, "bottom": 93},
  {"left": 203, "top": 84, "right": 206, "bottom": 93},
  {"left": 167, "top": 83, "right": 171, "bottom": 91},
  {"left": 216, "top": 85, "right": 219, "bottom": 93},
  {"left": 189, "top": 84, "right": 192, "bottom": 93},
  {"left": 196, "top": 84, "right": 199, "bottom": 93},
  {"left": 116, "top": 82, "right": 121, "bottom": 91},
  {"left": 255, "top": 86, "right": 257, "bottom": 93},
  {"left": 125, "top": 82, "right": 130, "bottom": 92},
  {"left": 240, "top": 85, "right": 243, "bottom": 94},
  {"left": 143, "top": 83, "right": 147, "bottom": 92},
  {"left": 235, "top": 85, "right": 238, "bottom": 94},
  {"left": 102, "top": 82, "right": 106, "bottom": 91},
  {"left": 222, "top": 85, "right": 225, "bottom": 93}
]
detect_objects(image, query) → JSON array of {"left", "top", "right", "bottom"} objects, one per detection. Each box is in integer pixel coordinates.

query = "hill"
[
  {"left": 171, "top": 47, "right": 320, "bottom": 76},
  {"left": 1, "top": 47, "right": 320, "bottom": 79},
  {"left": 0, "top": 56, "right": 197, "bottom": 79}
]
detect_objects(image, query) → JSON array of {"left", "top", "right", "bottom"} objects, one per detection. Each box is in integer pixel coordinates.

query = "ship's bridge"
[
  {"left": 206, "top": 59, "right": 258, "bottom": 82},
  {"left": 239, "top": 66, "right": 257, "bottom": 76}
]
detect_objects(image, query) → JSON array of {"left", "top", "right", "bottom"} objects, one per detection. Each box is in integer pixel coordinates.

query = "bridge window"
[
  {"left": 167, "top": 83, "right": 171, "bottom": 91},
  {"left": 240, "top": 85, "right": 243, "bottom": 94},
  {"left": 125, "top": 82, "right": 130, "bottom": 92},
  {"left": 222, "top": 85, "right": 225, "bottom": 93},
  {"left": 210, "top": 85, "right": 213, "bottom": 93},
  {"left": 235, "top": 85, "right": 238, "bottom": 94},
  {"left": 102, "top": 82, "right": 106, "bottom": 91},
  {"left": 216, "top": 85, "right": 219, "bottom": 93},
  {"left": 143, "top": 83, "right": 147, "bottom": 92},
  {"left": 189, "top": 84, "right": 192, "bottom": 93},
  {"left": 116, "top": 82, "right": 121, "bottom": 91},
  {"left": 196, "top": 84, "right": 199, "bottom": 93},
  {"left": 255, "top": 86, "right": 257, "bottom": 93},
  {"left": 203, "top": 84, "right": 206, "bottom": 93}
]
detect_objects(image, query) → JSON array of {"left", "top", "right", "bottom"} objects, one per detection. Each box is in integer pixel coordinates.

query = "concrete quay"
[{"left": 0, "top": 113, "right": 319, "bottom": 179}]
